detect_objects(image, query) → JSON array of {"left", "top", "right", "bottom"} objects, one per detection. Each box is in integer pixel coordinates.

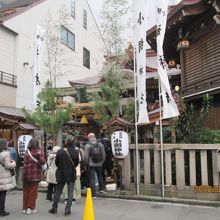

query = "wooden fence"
[{"left": 121, "top": 144, "right": 220, "bottom": 201}]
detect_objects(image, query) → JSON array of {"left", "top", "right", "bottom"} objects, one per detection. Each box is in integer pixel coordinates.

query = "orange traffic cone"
[{"left": 83, "top": 188, "right": 95, "bottom": 220}]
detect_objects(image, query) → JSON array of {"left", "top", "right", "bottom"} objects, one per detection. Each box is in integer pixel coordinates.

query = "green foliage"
[
  {"left": 176, "top": 95, "right": 213, "bottom": 143},
  {"left": 93, "top": 63, "right": 125, "bottom": 123},
  {"left": 199, "top": 128, "right": 220, "bottom": 144},
  {"left": 22, "top": 81, "right": 72, "bottom": 139},
  {"left": 123, "top": 102, "right": 135, "bottom": 122},
  {"left": 156, "top": 126, "right": 172, "bottom": 143}
]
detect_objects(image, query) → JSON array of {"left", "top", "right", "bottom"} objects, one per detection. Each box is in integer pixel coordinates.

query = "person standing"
[
  {"left": 46, "top": 146, "right": 60, "bottom": 201},
  {"left": 49, "top": 138, "right": 79, "bottom": 216},
  {"left": 84, "top": 133, "right": 106, "bottom": 197},
  {"left": 22, "top": 138, "right": 46, "bottom": 215},
  {"left": 0, "top": 139, "right": 16, "bottom": 217}
]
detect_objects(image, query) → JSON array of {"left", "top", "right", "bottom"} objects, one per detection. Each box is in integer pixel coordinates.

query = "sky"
[{"left": 87, "top": 0, "right": 181, "bottom": 45}]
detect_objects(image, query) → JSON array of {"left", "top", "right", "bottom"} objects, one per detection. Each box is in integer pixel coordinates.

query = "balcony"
[{"left": 0, "top": 71, "right": 17, "bottom": 87}]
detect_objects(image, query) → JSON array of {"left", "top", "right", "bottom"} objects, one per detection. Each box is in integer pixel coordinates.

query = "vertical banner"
[
  {"left": 156, "top": 0, "right": 179, "bottom": 119},
  {"left": 32, "top": 25, "right": 45, "bottom": 111},
  {"left": 134, "top": 0, "right": 149, "bottom": 124}
]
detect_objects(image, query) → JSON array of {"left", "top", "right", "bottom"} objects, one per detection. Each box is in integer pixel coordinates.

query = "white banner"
[
  {"left": 18, "top": 135, "right": 32, "bottom": 158},
  {"left": 134, "top": 0, "right": 149, "bottom": 124},
  {"left": 32, "top": 25, "right": 45, "bottom": 111},
  {"left": 156, "top": 0, "right": 179, "bottom": 119}
]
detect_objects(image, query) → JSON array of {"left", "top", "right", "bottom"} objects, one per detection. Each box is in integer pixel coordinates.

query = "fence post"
[
  {"left": 189, "top": 150, "right": 196, "bottom": 186},
  {"left": 144, "top": 149, "right": 151, "bottom": 184},
  {"left": 154, "top": 150, "right": 161, "bottom": 185},
  {"left": 200, "top": 150, "right": 208, "bottom": 185},
  {"left": 165, "top": 150, "right": 172, "bottom": 186},
  {"left": 122, "top": 152, "right": 131, "bottom": 189},
  {"left": 212, "top": 150, "right": 220, "bottom": 186},
  {"left": 175, "top": 149, "right": 185, "bottom": 190}
]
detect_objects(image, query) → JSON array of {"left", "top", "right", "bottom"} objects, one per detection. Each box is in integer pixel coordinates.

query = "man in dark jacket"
[{"left": 49, "top": 138, "right": 79, "bottom": 216}]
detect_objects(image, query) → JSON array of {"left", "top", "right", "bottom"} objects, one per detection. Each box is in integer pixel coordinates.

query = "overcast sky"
[{"left": 87, "top": 0, "right": 181, "bottom": 43}]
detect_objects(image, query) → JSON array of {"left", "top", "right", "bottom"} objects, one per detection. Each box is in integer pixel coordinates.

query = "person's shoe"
[
  {"left": 46, "top": 198, "right": 52, "bottom": 201},
  {"left": 99, "top": 190, "right": 106, "bottom": 193},
  {"left": 48, "top": 208, "right": 57, "bottom": 214},
  {"left": 92, "top": 196, "right": 97, "bottom": 199},
  {"left": 26, "top": 208, "right": 31, "bottom": 215},
  {"left": 64, "top": 211, "right": 71, "bottom": 216},
  {"left": 31, "top": 209, "right": 37, "bottom": 214},
  {"left": 22, "top": 210, "right": 26, "bottom": 214},
  {"left": 0, "top": 211, "right": 10, "bottom": 216}
]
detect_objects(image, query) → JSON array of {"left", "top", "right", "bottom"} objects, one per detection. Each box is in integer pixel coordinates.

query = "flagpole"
[
  {"left": 159, "top": 79, "right": 165, "bottom": 197},
  {"left": 133, "top": 0, "right": 140, "bottom": 196}
]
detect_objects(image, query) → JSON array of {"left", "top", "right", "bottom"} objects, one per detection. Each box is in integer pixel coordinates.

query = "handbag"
[{"left": 27, "top": 150, "right": 47, "bottom": 171}]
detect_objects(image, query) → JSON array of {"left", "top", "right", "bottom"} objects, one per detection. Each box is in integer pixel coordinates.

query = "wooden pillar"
[
  {"left": 154, "top": 150, "right": 161, "bottom": 185},
  {"left": 144, "top": 150, "right": 151, "bottom": 184},
  {"left": 175, "top": 150, "right": 185, "bottom": 190},
  {"left": 122, "top": 152, "right": 131, "bottom": 189},
  {"left": 165, "top": 150, "right": 172, "bottom": 186},
  {"left": 189, "top": 150, "right": 196, "bottom": 186},
  {"left": 200, "top": 150, "right": 208, "bottom": 185},
  {"left": 212, "top": 150, "right": 220, "bottom": 185}
]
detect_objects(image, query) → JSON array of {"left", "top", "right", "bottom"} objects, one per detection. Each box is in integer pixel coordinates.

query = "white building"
[{"left": 0, "top": 0, "right": 106, "bottom": 110}]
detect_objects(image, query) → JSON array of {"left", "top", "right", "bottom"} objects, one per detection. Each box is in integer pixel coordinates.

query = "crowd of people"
[{"left": 0, "top": 130, "right": 113, "bottom": 217}]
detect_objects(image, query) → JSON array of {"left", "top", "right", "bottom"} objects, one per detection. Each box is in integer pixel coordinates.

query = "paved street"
[{"left": 3, "top": 190, "right": 220, "bottom": 220}]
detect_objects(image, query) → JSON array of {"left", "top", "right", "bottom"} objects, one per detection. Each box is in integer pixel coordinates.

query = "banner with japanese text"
[
  {"left": 156, "top": 0, "right": 179, "bottom": 119},
  {"left": 134, "top": 0, "right": 149, "bottom": 124},
  {"left": 32, "top": 25, "right": 45, "bottom": 111}
]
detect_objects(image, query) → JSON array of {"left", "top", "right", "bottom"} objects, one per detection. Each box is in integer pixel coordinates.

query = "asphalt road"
[{"left": 3, "top": 190, "right": 220, "bottom": 220}]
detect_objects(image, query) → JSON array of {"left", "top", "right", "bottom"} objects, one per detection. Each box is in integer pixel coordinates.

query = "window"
[
  {"left": 61, "top": 26, "right": 75, "bottom": 50},
  {"left": 83, "top": 9, "right": 87, "bottom": 29},
  {"left": 83, "top": 47, "right": 90, "bottom": 69},
  {"left": 71, "top": 0, "right": 75, "bottom": 18}
]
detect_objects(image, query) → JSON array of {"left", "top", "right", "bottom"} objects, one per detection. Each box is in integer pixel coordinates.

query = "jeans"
[
  {"left": 0, "top": 191, "right": 7, "bottom": 213},
  {"left": 46, "top": 183, "right": 56, "bottom": 200},
  {"left": 52, "top": 181, "right": 74, "bottom": 212},
  {"left": 89, "top": 166, "right": 104, "bottom": 196}
]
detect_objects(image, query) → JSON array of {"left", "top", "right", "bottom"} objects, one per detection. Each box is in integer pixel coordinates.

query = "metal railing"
[{"left": 0, "top": 71, "right": 17, "bottom": 87}]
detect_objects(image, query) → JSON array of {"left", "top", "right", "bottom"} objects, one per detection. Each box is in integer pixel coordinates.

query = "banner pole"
[
  {"left": 159, "top": 79, "right": 165, "bottom": 197},
  {"left": 133, "top": 0, "right": 140, "bottom": 196}
]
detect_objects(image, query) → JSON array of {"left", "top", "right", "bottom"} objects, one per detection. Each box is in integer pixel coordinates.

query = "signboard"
[
  {"left": 17, "top": 135, "right": 32, "bottom": 158},
  {"left": 111, "top": 131, "right": 129, "bottom": 159}
]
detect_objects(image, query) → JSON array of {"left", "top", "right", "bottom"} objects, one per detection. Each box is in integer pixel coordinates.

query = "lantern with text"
[
  {"left": 18, "top": 135, "right": 32, "bottom": 158},
  {"left": 111, "top": 131, "right": 129, "bottom": 159}
]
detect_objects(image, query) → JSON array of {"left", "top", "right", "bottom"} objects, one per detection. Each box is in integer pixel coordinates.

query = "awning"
[{"left": 105, "top": 116, "right": 134, "bottom": 127}]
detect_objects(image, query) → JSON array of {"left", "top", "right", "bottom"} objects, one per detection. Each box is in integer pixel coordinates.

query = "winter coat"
[
  {"left": 84, "top": 140, "right": 106, "bottom": 167},
  {"left": 0, "top": 151, "right": 16, "bottom": 191},
  {"left": 46, "top": 153, "right": 57, "bottom": 184},
  {"left": 55, "top": 147, "right": 79, "bottom": 183},
  {"left": 23, "top": 147, "right": 46, "bottom": 182}
]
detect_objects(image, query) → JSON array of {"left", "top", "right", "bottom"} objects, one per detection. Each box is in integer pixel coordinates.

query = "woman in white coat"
[
  {"left": 0, "top": 139, "right": 16, "bottom": 217},
  {"left": 46, "top": 146, "right": 60, "bottom": 201}
]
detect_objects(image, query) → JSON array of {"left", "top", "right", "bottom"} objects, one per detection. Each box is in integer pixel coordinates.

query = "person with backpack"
[
  {"left": 48, "top": 138, "right": 79, "bottom": 216},
  {"left": 84, "top": 133, "right": 106, "bottom": 197}
]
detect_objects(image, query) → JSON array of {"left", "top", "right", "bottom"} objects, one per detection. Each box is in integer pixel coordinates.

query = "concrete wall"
[{"left": 2, "top": 0, "right": 106, "bottom": 110}]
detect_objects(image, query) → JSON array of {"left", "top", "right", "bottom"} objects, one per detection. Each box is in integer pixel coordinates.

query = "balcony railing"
[{"left": 0, "top": 71, "right": 17, "bottom": 87}]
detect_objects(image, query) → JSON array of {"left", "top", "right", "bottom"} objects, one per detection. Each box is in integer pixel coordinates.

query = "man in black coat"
[{"left": 49, "top": 138, "right": 79, "bottom": 216}]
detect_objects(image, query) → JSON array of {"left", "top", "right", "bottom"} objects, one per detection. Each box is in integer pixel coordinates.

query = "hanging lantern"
[
  {"left": 177, "top": 38, "right": 190, "bottom": 50},
  {"left": 168, "top": 59, "right": 177, "bottom": 69},
  {"left": 80, "top": 115, "right": 88, "bottom": 124}
]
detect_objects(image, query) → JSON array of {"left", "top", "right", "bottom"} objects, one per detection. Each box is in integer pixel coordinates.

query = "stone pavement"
[{"left": 3, "top": 190, "right": 220, "bottom": 220}]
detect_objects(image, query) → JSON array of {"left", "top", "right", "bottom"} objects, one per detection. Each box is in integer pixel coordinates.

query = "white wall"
[
  {"left": 0, "top": 26, "right": 16, "bottom": 74},
  {"left": 3, "top": 0, "right": 106, "bottom": 110}
]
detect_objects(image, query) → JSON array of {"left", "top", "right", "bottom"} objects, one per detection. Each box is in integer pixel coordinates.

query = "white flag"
[
  {"left": 156, "top": 0, "right": 179, "bottom": 119},
  {"left": 134, "top": 0, "right": 149, "bottom": 124},
  {"left": 32, "top": 25, "right": 45, "bottom": 111}
]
